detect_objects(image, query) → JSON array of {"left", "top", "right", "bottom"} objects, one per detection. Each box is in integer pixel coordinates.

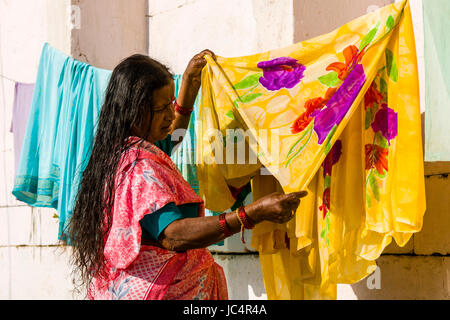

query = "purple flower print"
[
  {"left": 257, "top": 57, "right": 306, "bottom": 91},
  {"left": 313, "top": 64, "right": 366, "bottom": 144},
  {"left": 371, "top": 103, "right": 398, "bottom": 144}
]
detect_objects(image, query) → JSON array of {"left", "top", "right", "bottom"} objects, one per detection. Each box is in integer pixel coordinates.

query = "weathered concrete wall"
[
  {"left": 338, "top": 255, "right": 450, "bottom": 299},
  {"left": 293, "top": 0, "right": 394, "bottom": 42},
  {"left": 148, "top": 0, "right": 294, "bottom": 74},
  {"left": 71, "top": 0, "right": 148, "bottom": 70}
]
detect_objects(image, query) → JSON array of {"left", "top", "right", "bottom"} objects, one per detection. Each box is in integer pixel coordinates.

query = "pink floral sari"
[{"left": 87, "top": 137, "right": 228, "bottom": 300}]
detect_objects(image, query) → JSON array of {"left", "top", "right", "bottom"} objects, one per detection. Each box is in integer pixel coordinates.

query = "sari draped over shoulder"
[{"left": 87, "top": 137, "right": 228, "bottom": 300}]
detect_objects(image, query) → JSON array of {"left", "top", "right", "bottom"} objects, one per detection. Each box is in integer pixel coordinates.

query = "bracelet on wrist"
[
  {"left": 235, "top": 210, "right": 246, "bottom": 243},
  {"left": 235, "top": 206, "right": 254, "bottom": 244},
  {"left": 238, "top": 206, "right": 255, "bottom": 229},
  {"left": 218, "top": 213, "right": 232, "bottom": 237},
  {"left": 174, "top": 100, "right": 193, "bottom": 116}
]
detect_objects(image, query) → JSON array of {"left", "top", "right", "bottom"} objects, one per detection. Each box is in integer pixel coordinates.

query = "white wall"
[
  {"left": 0, "top": 0, "right": 73, "bottom": 299},
  {"left": 71, "top": 0, "right": 148, "bottom": 70},
  {"left": 148, "top": 0, "right": 294, "bottom": 74}
]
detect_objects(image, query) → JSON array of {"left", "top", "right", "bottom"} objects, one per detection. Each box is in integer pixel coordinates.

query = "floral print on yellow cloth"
[{"left": 196, "top": 0, "right": 425, "bottom": 299}]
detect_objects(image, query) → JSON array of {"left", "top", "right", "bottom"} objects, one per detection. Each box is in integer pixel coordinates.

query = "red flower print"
[
  {"left": 365, "top": 144, "right": 388, "bottom": 174},
  {"left": 326, "top": 45, "right": 366, "bottom": 80},
  {"left": 364, "top": 81, "right": 384, "bottom": 110},
  {"left": 319, "top": 188, "right": 330, "bottom": 219},
  {"left": 291, "top": 112, "right": 313, "bottom": 134},
  {"left": 291, "top": 88, "right": 337, "bottom": 134}
]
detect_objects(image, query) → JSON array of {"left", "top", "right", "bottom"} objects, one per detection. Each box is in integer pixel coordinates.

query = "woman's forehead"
[{"left": 153, "top": 80, "right": 175, "bottom": 102}]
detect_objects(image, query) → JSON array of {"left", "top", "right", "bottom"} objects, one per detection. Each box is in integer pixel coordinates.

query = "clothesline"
[
  {"left": 0, "top": 74, "right": 24, "bottom": 83},
  {"left": 9, "top": 43, "right": 243, "bottom": 244}
]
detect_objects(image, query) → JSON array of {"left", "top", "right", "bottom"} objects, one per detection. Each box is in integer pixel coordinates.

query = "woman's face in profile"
[{"left": 138, "top": 80, "right": 175, "bottom": 143}]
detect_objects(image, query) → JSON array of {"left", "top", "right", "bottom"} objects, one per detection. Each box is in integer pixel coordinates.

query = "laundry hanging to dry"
[{"left": 196, "top": 0, "right": 425, "bottom": 299}]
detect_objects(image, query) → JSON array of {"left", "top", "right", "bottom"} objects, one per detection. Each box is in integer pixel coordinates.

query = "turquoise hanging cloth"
[
  {"left": 56, "top": 56, "right": 112, "bottom": 242},
  {"left": 12, "top": 43, "right": 67, "bottom": 208},
  {"left": 12, "top": 43, "right": 250, "bottom": 243},
  {"left": 12, "top": 43, "right": 112, "bottom": 240},
  {"left": 170, "top": 75, "right": 200, "bottom": 194}
]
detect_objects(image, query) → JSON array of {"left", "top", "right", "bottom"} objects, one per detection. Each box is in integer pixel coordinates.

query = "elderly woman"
[{"left": 68, "top": 50, "right": 307, "bottom": 300}]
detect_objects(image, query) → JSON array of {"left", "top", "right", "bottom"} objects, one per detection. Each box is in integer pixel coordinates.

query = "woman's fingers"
[
  {"left": 275, "top": 191, "right": 308, "bottom": 223},
  {"left": 286, "top": 191, "right": 308, "bottom": 199},
  {"left": 190, "top": 49, "right": 216, "bottom": 70},
  {"left": 280, "top": 191, "right": 307, "bottom": 209},
  {"left": 197, "top": 49, "right": 216, "bottom": 60},
  {"left": 192, "top": 50, "right": 216, "bottom": 67},
  {"left": 185, "top": 50, "right": 216, "bottom": 78}
]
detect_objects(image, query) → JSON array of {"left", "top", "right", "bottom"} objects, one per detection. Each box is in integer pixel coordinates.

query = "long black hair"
[{"left": 67, "top": 54, "right": 173, "bottom": 294}]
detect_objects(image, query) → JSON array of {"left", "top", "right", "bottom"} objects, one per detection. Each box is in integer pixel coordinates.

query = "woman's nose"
[{"left": 166, "top": 102, "right": 176, "bottom": 121}]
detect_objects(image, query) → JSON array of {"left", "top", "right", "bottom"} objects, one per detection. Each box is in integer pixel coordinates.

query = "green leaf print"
[
  {"left": 379, "top": 77, "right": 388, "bottom": 98},
  {"left": 365, "top": 107, "right": 375, "bottom": 130},
  {"left": 366, "top": 190, "right": 372, "bottom": 208},
  {"left": 318, "top": 71, "right": 340, "bottom": 87},
  {"left": 239, "top": 93, "right": 263, "bottom": 104},
  {"left": 285, "top": 125, "right": 314, "bottom": 167},
  {"left": 386, "top": 15, "right": 395, "bottom": 31},
  {"left": 225, "top": 110, "right": 235, "bottom": 120},
  {"left": 375, "top": 131, "right": 389, "bottom": 149},
  {"left": 324, "top": 125, "right": 338, "bottom": 155},
  {"left": 367, "top": 171, "right": 380, "bottom": 201},
  {"left": 320, "top": 229, "right": 326, "bottom": 239},
  {"left": 385, "top": 49, "right": 399, "bottom": 82},
  {"left": 359, "top": 22, "right": 380, "bottom": 51},
  {"left": 233, "top": 73, "right": 263, "bottom": 90},
  {"left": 324, "top": 175, "right": 331, "bottom": 188},
  {"left": 374, "top": 168, "right": 387, "bottom": 179}
]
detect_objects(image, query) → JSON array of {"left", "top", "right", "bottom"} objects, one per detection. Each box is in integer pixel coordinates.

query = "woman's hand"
[
  {"left": 182, "top": 49, "right": 216, "bottom": 88},
  {"left": 171, "top": 49, "right": 216, "bottom": 139},
  {"left": 244, "top": 191, "right": 308, "bottom": 224},
  {"left": 159, "top": 190, "right": 308, "bottom": 252}
]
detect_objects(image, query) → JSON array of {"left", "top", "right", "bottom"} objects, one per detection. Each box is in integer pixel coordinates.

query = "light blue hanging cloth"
[
  {"left": 12, "top": 44, "right": 249, "bottom": 243},
  {"left": 12, "top": 43, "right": 112, "bottom": 240}
]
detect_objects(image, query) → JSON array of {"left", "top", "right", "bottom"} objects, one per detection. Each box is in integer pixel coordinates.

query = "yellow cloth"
[{"left": 197, "top": 0, "right": 425, "bottom": 299}]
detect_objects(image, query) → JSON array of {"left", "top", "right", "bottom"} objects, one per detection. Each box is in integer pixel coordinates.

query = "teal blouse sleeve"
[
  {"left": 140, "top": 135, "right": 197, "bottom": 241},
  {"left": 140, "top": 202, "right": 199, "bottom": 241},
  {"left": 153, "top": 134, "right": 175, "bottom": 156}
]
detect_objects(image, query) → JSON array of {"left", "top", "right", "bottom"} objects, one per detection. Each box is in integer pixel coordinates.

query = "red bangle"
[
  {"left": 238, "top": 206, "right": 254, "bottom": 229},
  {"left": 174, "top": 100, "right": 193, "bottom": 116},
  {"left": 218, "top": 213, "right": 231, "bottom": 237}
]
